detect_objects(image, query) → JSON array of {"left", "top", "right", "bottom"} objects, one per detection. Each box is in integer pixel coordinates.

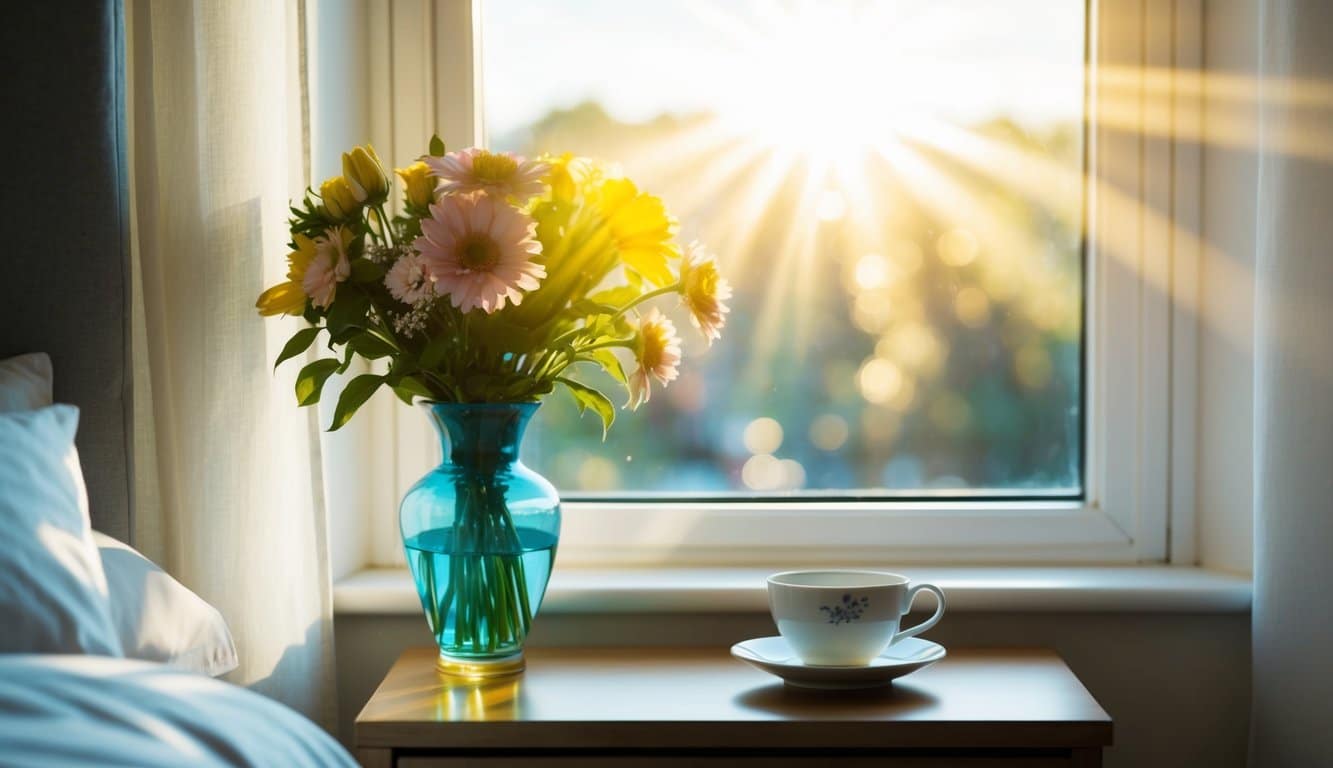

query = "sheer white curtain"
[
  {"left": 1250, "top": 0, "right": 1333, "bottom": 764},
  {"left": 126, "top": 0, "right": 337, "bottom": 727}
]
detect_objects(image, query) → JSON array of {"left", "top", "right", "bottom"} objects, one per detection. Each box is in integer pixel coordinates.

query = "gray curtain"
[{"left": 1250, "top": 0, "right": 1333, "bottom": 764}]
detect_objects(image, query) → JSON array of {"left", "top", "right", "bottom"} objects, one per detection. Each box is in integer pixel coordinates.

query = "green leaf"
[
  {"left": 475, "top": 316, "right": 535, "bottom": 353},
  {"left": 391, "top": 376, "right": 435, "bottom": 405},
  {"left": 586, "top": 285, "right": 642, "bottom": 310},
  {"left": 328, "top": 325, "right": 361, "bottom": 347},
  {"left": 569, "top": 299, "right": 621, "bottom": 317},
  {"left": 349, "top": 259, "right": 386, "bottom": 284},
  {"left": 611, "top": 313, "right": 635, "bottom": 336},
  {"left": 294, "top": 358, "right": 340, "bottom": 406},
  {"left": 329, "top": 374, "right": 385, "bottom": 432},
  {"left": 348, "top": 332, "right": 396, "bottom": 360},
  {"left": 337, "top": 342, "right": 358, "bottom": 373},
  {"left": 579, "top": 348, "right": 627, "bottom": 384},
  {"left": 464, "top": 373, "right": 501, "bottom": 398},
  {"left": 557, "top": 377, "right": 615, "bottom": 439},
  {"left": 274, "top": 327, "right": 320, "bottom": 370},
  {"left": 419, "top": 333, "right": 454, "bottom": 369},
  {"left": 429, "top": 134, "right": 446, "bottom": 157},
  {"left": 326, "top": 291, "right": 371, "bottom": 337}
]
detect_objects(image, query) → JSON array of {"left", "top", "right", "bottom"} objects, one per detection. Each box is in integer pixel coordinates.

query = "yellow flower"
[
  {"left": 678, "top": 242, "right": 732, "bottom": 345},
  {"left": 320, "top": 176, "right": 359, "bottom": 220},
  {"left": 543, "top": 152, "right": 591, "bottom": 203},
  {"left": 395, "top": 161, "right": 436, "bottom": 210},
  {"left": 595, "top": 177, "right": 679, "bottom": 287},
  {"left": 342, "top": 144, "right": 389, "bottom": 203},
  {"left": 256, "top": 234, "right": 319, "bottom": 316}
]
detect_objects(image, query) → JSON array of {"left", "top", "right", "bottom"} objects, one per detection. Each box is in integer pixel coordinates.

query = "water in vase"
[{"left": 405, "top": 525, "right": 558, "bottom": 659}]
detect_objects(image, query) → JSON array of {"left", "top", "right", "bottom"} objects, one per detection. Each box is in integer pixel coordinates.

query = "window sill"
[{"left": 333, "top": 565, "right": 1252, "bottom": 615}]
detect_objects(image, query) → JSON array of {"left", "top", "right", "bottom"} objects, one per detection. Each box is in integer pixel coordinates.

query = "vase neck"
[{"left": 425, "top": 402, "right": 538, "bottom": 474}]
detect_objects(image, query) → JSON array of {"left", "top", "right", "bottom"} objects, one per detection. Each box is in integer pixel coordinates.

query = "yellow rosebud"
[
  {"left": 320, "top": 176, "right": 359, "bottom": 220},
  {"left": 342, "top": 144, "right": 389, "bottom": 203},
  {"left": 395, "top": 161, "right": 436, "bottom": 210}
]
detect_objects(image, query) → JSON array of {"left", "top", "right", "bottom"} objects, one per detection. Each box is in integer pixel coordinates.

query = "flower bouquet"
[{"left": 256, "top": 137, "right": 729, "bottom": 670}]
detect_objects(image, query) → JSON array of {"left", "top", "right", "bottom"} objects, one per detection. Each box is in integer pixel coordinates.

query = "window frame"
[{"left": 358, "top": 0, "right": 1202, "bottom": 568}]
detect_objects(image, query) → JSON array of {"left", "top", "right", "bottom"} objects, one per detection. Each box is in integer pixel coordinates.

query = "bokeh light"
[
  {"left": 810, "top": 414, "right": 850, "bottom": 451},
  {"left": 852, "top": 253, "right": 892, "bottom": 291},
  {"left": 937, "top": 228, "right": 980, "bottom": 267},
  {"left": 743, "top": 417, "right": 784, "bottom": 455},
  {"left": 953, "top": 285, "right": 992, "bottom": 328},
  {"left": 857, "top": 358, "right": 905, "bottom": 405}
]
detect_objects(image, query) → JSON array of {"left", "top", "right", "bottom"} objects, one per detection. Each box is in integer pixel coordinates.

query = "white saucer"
[{"left": 730, "top": 636, "right": 946, "bottom": 689}]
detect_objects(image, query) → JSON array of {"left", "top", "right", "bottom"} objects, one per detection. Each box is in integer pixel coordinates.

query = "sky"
[{"left": 480, "top": 0, "right": 1086, "bottom": 140}]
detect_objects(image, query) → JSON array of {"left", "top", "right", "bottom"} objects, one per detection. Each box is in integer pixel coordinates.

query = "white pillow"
[
  {"left": 0, "top": 352, "right": 52, "bottom": 411},
  {"left": 93, "top": 531, "right": 239, "bottom": 676},
  {"left": 1, "top": 353, "right": 238, "bottom": 674},
  {"left": 0, "top": 405, "right": 122, "bottom": 656}
]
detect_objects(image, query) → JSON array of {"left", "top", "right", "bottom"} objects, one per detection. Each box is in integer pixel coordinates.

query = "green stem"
[
  {"left": 538, "top": 340, "right": 632, "bottom": 382},
  {"left": 491, "top": 555, "right": 510, "bottom": 646},
  {"left": 611, "top": 283, "right": 681, "bottom": 320},
  {"left": 437, "top": 468, "right": 536, "bottom": 658},
  {"left": 373, "top": 204, "right": 395, "bottom": 248},
  {"left": 419, "top": 550, "right": 438, "bottom": 635},
  {"left": 576, "top": 339, "right": 635, "bottom": 353},
  {"left": 539, "top": 281, "right": 680, "bottom": 367},
  {"left": 438, "top": 549, "right": 457, "bottom": 640}
]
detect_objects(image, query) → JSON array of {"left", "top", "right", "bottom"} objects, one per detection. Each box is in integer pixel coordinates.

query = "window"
[
  {"left": 484, "top": 1, "right": 1085, "bottom": 498},
  {"left": 355, "top": 0, "right": 1200, "bottom": 568}
]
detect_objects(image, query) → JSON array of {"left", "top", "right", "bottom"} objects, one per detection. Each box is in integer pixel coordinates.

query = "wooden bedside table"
[{"left": 355, "top": 646, "right": 1111, "bottom": 767}]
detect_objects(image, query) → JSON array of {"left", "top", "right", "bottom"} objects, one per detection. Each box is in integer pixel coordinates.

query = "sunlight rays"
[
  {"left": 588, "top": 53, "right": 1301, "bottom": 405},
  {"left": 899, "top": 110, "right": 1256, "bottom": 350},
  {"left": 898, "top": 117, "right": 1083, "bottom": 229},
  {"left": 481, "top": 0, "right": 1333, "bottom": 495},
  {"left": 649, "top": 131, "right": 774, "bottom": 224},
  {"left": 622, "top": 118, "right": 751, "bottom": 181},
  {"left": 1095, "top": 65, "right": 1333, "bottom": 162},
  {"left": 744, "top": 153, "right": 830, "bottom": 383},
  {"left": 695, "top": 146, "right": 803, "bottom": 278}
]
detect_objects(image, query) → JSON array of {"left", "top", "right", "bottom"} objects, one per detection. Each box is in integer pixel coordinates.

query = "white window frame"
[{"left": 358, "top": 0, "right": 1202, "bottom": 568}]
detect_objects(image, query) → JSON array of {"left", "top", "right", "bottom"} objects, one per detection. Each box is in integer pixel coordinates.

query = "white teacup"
[{"left": 767, "top": 570, "right": 946, "bottom": 666}]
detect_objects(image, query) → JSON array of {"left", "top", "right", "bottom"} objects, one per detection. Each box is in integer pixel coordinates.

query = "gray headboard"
[{"left": 0, "top": 2, "right": 133, "bottom": 542}]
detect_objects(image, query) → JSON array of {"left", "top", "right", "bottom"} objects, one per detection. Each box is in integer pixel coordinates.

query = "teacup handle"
[{"left": 892, "top": 583, "right": 946, "bottom": 644}]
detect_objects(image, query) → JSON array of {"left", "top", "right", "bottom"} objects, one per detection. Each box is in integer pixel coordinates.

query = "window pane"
[{"left": 482, "top": 0, "right": 1085, "bottom": 497}]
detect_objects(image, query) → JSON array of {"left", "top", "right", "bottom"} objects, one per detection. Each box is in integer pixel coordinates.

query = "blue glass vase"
[{"left": 400, "top": 402, "right": 560, "bottom": 677}]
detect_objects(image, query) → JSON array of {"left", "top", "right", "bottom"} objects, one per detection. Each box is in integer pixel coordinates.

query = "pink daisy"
[
  {"left": 412, "top": 193, "right": 545, "bottom": 314},
  {"left": 424, "top": 148, "right": 549, "bottom": 199},
  {"left": 626, "top": 307, "right": 682, "bottom": 410},
  {"left": 384, "top": 252, "right": 435, "bottom": 305}
]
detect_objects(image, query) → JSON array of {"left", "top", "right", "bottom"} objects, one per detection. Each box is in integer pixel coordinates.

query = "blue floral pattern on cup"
[{"left": 820, "top": 593, "right": 870, "bottom": 625}]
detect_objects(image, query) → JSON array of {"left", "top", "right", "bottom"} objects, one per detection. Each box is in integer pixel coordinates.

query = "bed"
[
  {"left": 0, "top": 5, "right": 355, "bottom": 766},
  {"left": 0, "top": 656, "right": 352, "bottom": 767}
]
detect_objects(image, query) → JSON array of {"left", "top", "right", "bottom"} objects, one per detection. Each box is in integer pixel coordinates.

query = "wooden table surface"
[{"left": 356, "top": 646, "right": 1111, "bottom": 764}]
